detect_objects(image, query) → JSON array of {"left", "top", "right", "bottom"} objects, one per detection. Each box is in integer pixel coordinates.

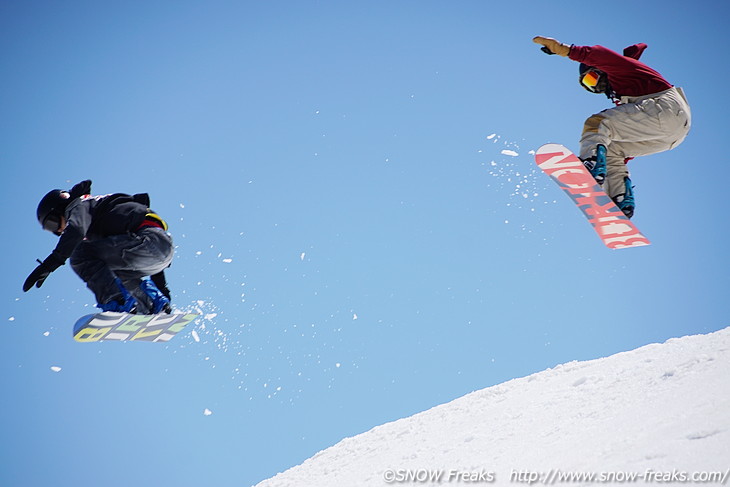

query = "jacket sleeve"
[
  {"left": 51, "top": 198, "right": 94, "bottom": 262},
  {"left": 569, "top": 45, "right": 634, "bottom": 73}
]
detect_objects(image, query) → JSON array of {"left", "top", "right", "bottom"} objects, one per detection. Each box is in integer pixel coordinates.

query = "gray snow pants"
[
  {"left": 69, "top": 227, "right": 174, "bottom": 307},
  {"left": 579, "top": 86, "right": 691, "bottom": 200}
]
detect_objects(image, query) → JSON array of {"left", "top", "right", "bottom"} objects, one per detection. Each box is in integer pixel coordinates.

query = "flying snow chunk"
[
  {"left": 192, "top": 330, "right": 200, "bottom": 342},
  {"left": 487, "top": 134, "right": 497, "bottom": 140},
  {"left": 203, "top": 408, "right": 213, "bottom": 416},
  {"left": 50, "top": 366, "right": 62, "bottom": 373},
  {"left": 222, "top": 258, "right": 233, "bottom": 263},
  {"left": 501, "top": 150, "right": 519, "bottom": 157},
  {"left": 8, "top": 316, "right": 15, "bottom": 322}
]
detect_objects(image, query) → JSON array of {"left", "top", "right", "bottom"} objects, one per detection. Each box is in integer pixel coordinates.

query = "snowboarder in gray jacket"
[
  {"left": 24, "top": 180, "right": 173, "bottom": 314},
  {"left": 533, "top": 36, "right": 691, "bottom": 218}
]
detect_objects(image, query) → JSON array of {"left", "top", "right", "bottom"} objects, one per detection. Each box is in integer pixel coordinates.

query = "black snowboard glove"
[{"left": 23, "top": 252, "right": 65, "bottom": 292}]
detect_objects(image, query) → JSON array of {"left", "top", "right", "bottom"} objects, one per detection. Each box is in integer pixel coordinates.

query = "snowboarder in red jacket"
[{"left": 533, "top": 36, "right": 691, "bottom": 218}]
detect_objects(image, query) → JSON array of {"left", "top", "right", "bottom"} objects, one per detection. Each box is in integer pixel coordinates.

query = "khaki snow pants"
[{"left": 579, "top": 86, "right": 691, "bottom": 200}]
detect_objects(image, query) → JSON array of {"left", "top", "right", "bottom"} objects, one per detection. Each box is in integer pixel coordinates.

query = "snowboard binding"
[
  {"left": 612, "top": 177, "right": 635, "bottom": 219},
  {"left": 581, "top": 144, "right": 607, "bottom": 185},
  {"left": 98, "top": 278, "right": 138, "bottom": 313}
]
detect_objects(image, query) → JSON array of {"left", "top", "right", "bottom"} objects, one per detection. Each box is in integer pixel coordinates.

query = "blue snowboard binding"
[
  {"left": 582, "top": 144, "right": 607, "bottom": 185},
  {"left": 98, "top": 278, "right": 138, "bottom": 313},
  {"left": 613, "top": 177, "right": 635, "bottom": 219},
  {"left": 139, "top": 279, "right": 172, "bottom": 314},
  {"left": 97, "top": 278, "right": 171, "bottom": 314}
]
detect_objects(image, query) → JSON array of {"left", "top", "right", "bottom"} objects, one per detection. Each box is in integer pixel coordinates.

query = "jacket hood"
[{"left": 623, "top": 43, "right": 647, "bottom": 60}]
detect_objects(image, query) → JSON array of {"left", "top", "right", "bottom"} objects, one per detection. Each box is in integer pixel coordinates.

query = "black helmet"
[
  {"left": 578, "top": 63, "right": 610, "bottom": 95},
  {"left": 37, "top": 189, "right": 71, "bottom": 235}
]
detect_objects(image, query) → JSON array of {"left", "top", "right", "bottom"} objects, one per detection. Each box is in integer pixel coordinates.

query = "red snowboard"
[{"left": 535, "top": 143, "right": 650, "bottom": 249}]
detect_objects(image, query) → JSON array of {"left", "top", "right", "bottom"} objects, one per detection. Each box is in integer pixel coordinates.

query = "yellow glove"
[{"left": 533, "top": 36, "right": 570, "bottom": 57}]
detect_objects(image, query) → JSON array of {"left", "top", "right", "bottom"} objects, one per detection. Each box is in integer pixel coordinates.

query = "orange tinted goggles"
[{"left": 581, "top": 70, "right": 601, "bottom": 89}]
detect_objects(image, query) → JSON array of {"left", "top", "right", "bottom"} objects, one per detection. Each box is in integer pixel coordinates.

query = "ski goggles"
[
  {"left": 41, "top": 213, "right": 63, "bottom": 236},
  {"left": 580, "top": 70, "right": 601, "bottom": 90}
]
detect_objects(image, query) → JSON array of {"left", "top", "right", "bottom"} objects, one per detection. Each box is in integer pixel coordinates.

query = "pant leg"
[
  {"left": 69, "top": 240, "right": 124, "bottom": 304},
  {"left": 70, "top": 228, "right": 173, "bottom": 305},
  {"left": 579, "top": 92, "right": 690, "bottom": 200},
  {"left": 579, "top": 99, "right": 667, "bottom": 159},
  {"left": 117, "top": 228, "right": 174, "bottom": 313},
  {"left": 116, "top": 227, "right": 174, "bottom": 277},
  {"left": 603, "top": 151, "right": 630, "bottom": 201}
]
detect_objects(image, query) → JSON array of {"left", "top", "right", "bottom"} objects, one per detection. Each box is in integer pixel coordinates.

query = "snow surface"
[{"left": 255, "top": 327, "right": 730, "bottom": 486}]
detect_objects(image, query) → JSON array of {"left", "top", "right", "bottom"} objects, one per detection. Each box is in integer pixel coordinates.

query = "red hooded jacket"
[{"left": 569, "top": 43, "right": 673, "bottom": 98}]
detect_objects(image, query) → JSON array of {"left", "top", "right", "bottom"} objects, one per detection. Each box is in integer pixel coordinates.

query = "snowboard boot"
[
  {"left": 98, "top": 278, "right": 138, "bottom": 313},
  {"left": 582, "top": 144, "right": 607, "bottom": 185},
  {"left": 612, "top": 177, "right": 635, "bottom": 219},
  {"left": 139, "top": 279, "right": 172, "bottom": 314}
]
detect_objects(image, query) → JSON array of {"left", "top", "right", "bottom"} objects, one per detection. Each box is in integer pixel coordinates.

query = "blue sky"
[{"left": 2, "top": 1, "right": 728, "bottom": 486}]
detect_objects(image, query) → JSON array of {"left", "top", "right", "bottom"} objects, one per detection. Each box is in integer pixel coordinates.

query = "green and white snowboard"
[{"left": 73, "top": 311, "right": 199, "bottom": 342}]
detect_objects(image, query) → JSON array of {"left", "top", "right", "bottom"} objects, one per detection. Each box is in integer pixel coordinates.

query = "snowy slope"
[{"left": 255, "top": 327, "right": 730, "bottom": 486}]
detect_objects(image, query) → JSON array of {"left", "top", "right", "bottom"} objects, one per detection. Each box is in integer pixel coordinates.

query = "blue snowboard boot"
[
  {"left": 139, "top": 279, "right": 172, "bottom": 314},
  {"left": 613, "top": 177, "right": 635, "bottom": 219},
  {"left": 582, "top": 144, "right": 607, "bottom": 185},
  {"left": 98, "top": 278, "right": 138, "bottom": 313}
]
